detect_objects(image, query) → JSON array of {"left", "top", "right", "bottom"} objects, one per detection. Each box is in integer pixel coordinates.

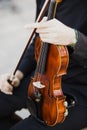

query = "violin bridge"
[{"left": 33, "top": 81, "right": 45, "bottom": 88}]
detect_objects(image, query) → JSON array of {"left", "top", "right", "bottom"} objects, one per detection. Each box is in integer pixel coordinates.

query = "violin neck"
[{"left": 35, "top": 0, "right": 58, "bottom": 75}]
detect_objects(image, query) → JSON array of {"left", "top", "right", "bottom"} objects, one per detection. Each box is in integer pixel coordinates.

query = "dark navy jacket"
[{"left": 18, "top": 0, "right": 87, "bottom": 107}]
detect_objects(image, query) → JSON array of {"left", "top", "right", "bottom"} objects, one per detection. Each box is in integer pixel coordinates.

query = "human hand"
[
  {"left": 0, "top": 70, "right": 24, "bottom": 95},
  {"left": 26, "top": 18, "right": 76, "bottom": 46},
  {"left": 0, "top": 73, "right": 13, "bottom": 95},
  {"left": 11, "top": 70, "right": 24, "bottom": 87}
]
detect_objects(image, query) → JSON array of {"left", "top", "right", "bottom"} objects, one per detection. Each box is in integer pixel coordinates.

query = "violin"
[{"left": 28, "top": 0, "right": 69, "bottom": 126}]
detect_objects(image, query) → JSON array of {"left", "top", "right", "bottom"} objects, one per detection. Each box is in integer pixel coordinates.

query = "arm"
[
  {"left": 0, "top": 35, "right": 37, "bottom": 95},
  {"left": 71, "top": 31, "right": 87, "bottom": 67},
  {"left": 17, "top": 35, "right": 37, "bottom": 77}
]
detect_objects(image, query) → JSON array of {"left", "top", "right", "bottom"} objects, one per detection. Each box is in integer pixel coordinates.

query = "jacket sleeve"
[
  {"left": 17, "top": 36, "right": 37, "bottom": 77},
  {"left": 71, "top": 31, "right": 87, "bottom": 67}
]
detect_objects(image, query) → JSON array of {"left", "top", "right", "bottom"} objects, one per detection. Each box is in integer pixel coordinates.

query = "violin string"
[
  {"left": 34, "top": 43, "right": 45, "bottom": 76},
  {"left": 38, "top": 43, "right": 48, "bottom": 74},
  {"left": 40, "top": 43, "right": 49, "bottom": 74},
  {"left": 34, "top": 0, "right": 58, "bottom": 77}
]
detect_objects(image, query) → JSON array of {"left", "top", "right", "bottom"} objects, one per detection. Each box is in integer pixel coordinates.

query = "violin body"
[
  {"left": 28, "top": 0, "right": 69, "bottom": 126},
  {"left": 28, "top": 37, "right": 69, "bottom": 126}
]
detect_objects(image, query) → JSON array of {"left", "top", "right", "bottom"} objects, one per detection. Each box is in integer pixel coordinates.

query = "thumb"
[
  {"left": 11, "top": 77, "right": 20, "bottom": 87},
  {"left": 40, "top": 16, "right": 47, "bottom": 22}
]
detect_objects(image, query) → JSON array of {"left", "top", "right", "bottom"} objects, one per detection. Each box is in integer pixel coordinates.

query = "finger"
[
  {"left": 40, "top": 33, "right": 56, "bottom": 40},
  {"left": 1, "top": 73, "right": 10, "bottom": 81},
  {"left": 25, "top": 22, "right": 39, "bottom": 29},
  {"left": 9, "top": 74, "right": 15, "bottom": 81},
  {"left": 12, "top": 78, "right": 20, "bottom": 87},
  {"left": 40, "top": 36, "right": 53, "bottom": 44},
  {"left": 25, "top": 16, "right": 47, "bottom": 29},
  {"left": 0, "top": 84, "right": 13, "bottom": 95},
  {"left": 25, "top": 19, "right": 53, "bottom": 30},
  {"left": 1, "top": 89, "right": 13, "bottom": 95},
  {"left": 40, "top": 16, "right": 47, "bottom": 22},
  {"left": 36, "top": 27, "right": 53, "bottom": 34},
  {"left": 39, "top": 33, "right": 59, "bottom": 44},
  {"left": 4, "top": 82, "right": 13, "bottom": 91}
]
